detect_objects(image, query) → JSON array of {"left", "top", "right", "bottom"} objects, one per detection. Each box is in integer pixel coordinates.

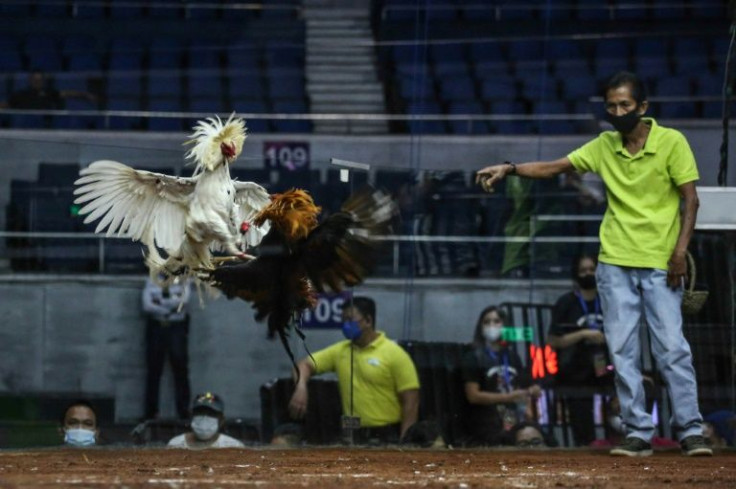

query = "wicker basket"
[{"left": 681, "top": 252, "right": 709, "bottom": 315}]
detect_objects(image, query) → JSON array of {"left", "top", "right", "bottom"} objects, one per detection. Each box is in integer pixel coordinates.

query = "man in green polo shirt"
[
  {"left": 475, "top": 71, "right": 711, "bottom": 457},
  {"left": 288, "top": 296, "right": 420, "bottom": 444}
]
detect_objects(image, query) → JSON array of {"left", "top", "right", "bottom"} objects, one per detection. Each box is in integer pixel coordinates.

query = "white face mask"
[
  {"left": 191, "top": 415, "right": 219, "bottom": 441},
  {"left": 483, "top": 326, "right": 503, "bottom": 343},
  {"left": 64, "top": 428, "right": 96, "bottom": 447}
]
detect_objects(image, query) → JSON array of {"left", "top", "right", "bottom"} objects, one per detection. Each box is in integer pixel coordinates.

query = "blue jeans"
[{"left": 596, "top": 263, "right": 704, "bottom": 442}]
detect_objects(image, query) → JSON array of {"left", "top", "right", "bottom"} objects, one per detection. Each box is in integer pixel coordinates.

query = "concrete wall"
[{"left": 0, "top": 274, "right": 567, "bottom": 422}]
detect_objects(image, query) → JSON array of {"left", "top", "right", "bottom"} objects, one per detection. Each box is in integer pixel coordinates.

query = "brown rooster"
[{"left": 205, "top": 186, "right": 396, "bottom": 365}]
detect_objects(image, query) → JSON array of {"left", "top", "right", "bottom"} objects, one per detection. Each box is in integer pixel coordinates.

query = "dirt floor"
[{"left": 0, "top": 446, "right": 734, "bottom": 488}]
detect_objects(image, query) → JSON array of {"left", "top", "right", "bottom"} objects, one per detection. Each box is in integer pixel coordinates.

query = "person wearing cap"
[{"left": 167, "top": 393, "right": 245, "bottom": 449}]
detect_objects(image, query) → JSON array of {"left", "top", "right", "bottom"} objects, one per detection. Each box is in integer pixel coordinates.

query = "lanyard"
[
  {"left": 575, "top": 291, "right": 601, "bottom": 329},
  {"left": 486, "top": 347, "right": 511, "bottom": 389}
]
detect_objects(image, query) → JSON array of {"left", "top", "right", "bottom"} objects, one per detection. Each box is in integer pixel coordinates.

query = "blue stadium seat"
[
  {"left": 633, "top": 57, "right": 671, "bottom": 79},
  {"left": 434, "top": 61, "right": 470, "bottom": 77},
  {"left": 273, "top": 100, "right": 307, "bottom": 113},
  {"left": 37, "top": 163, "right": 80, "bottom": 186},
  {"left": 67, "top": 53, "right": 103, "bottom": 71},
  {"left": 187, "top": 74, "right": 222, "bottom": 97},
  {"left": 106, "top": 97, "right": 144, "bottom": 130},
  {"left": 459, "top": 5, "right": 496, "bottom": 20},
  {"left": 54, "top": 99, "right": 103, "bottom": 130},
  {"left": 489, "top": 100, "right": 531, "bottom": 134},
  {"left": 10, "top": 114, "right": 47, "bottom": 129},
  {"left": 110, "top": 4, "right": 143, "bottom": 18},
  {"left": 187, "top": 1, "right": 220, "bottom": 20},
  {"left": 408, "top": 119, "right": 447, "bottom": 134},
  {"left": 393, "top": 45, "right": 422, "bottom": 64},
  {"left": 0, "top": 52, "right": 23, "bottom": 71},
  {"left": 264, "top": 44, "right": 304, "bottom": 69},
  {"left": 75, "top": 4, "right": 105, "bottom": 18},
  {"left": 655, "top": 76, "right": 692, "bottom": 96},
  {"left": 691, "top": 2, "right": 725, "bottom": 18},
  {"left": 447, "top": 101, "right": 489, "bottom": 135},
  {"left": 398, "top": 76, "right": 435, "bottom": 99},
  {"left": 533, "top": 100, "right": 568, "bottom": 114},
  {"left": 271, "top": 120, "right": 312, "bottom": 133},
  {"left": 225, "top": 49, "right": 260, "bottom": 71},
  {"left": 106, "top": 75, "right": 142, "bottom": 98},
  {"left": 552, "top": 59, "right": 591, "bottom": 78},
  {"left": 480, "top": 77, "right": 517, "bottom": 101},
  {"left": 576, "top": 0, "right": 610, "bottom": 20},
  {"left": 227, "top": 75, "right": 265, "bottom": 100},
  {"left": 508, "top": 40, "right": 544, "bottom": 61},
  {"left": 594, "top": 58, "right": 632, "bottom": 79},
  {"left": 108, "top": 53, "right": 143, "bottom": 71},
  {"left": 62, "top": 36, "right": 95, "bottom": 55},
  {"left": 537, "top": 120, "right": 576, "bottom": 135},
  {"left": 27, "top": 51, "right": 63, "bottom": 71},
  {"left": 652, "top": 0, "right": 685, "bottom": 19},
  {"left": 634, "top": 39, "right": 669, "bottom": 59},
  {"left": 36, "top": 3, "right": 68, "bottom": 17},
  {"left": 560, "top": 74, "right": 598, "bottom": 100},
  {"left": 54, "top": 74, "right": 87, "bottom": 92},
  {"left": 469, "top": 43, "right": 505, "bottom": 63},
  {"left": 0, "top": 3, "right": 30, "bottom": 15},
  {"left": 147, "top": 100, "right": 184, "bottom": 131},
  {"left": 189, "top": 96, "right": 227, "bottom": 114},
  {"left": 438, "top": 76, "right": 476, "bottom": 102},
  {"left": 268, "top": 76, "right": 305, "bottom": 99},
  {"left": 149, "top": 39, "right": 184, "bottom": 70},
  {"left": 474, "top": 61, "right": 510, "bottom": 78},
  {"left": 615, "top": 2, "right": 648, "bottom": 20},
  {"left": 395, "top": 61, "right": 431, "bottom": 77},
  {"left": 148, "top": 74, "right": 183, "bottom": 99},
  {"left": 426, "top": 6, "right": 457, "bottom": 21},
  {"left": 594, "top": 39, "right": 631, "bottom": 60},
  {"left": 430, "top": 44, "right": 466, "bottom": 65},
  {"left": 148, "top": 4, "right": 182, "bottom": 19},
  {"left": 695, "top": 73, "right": 722, "bottom": 96},
  {"left": 658, "top": 102, "right": 697, "bottom": 118},
  {"left": 672, "top": 38, "right": 709, "bottom": 74},
  {"left": 547, "top": 40, "right": 583, "bottom": 60},
  {"left": 187, "top": 45, "right": 221, "bottom": 69},
  {"left": 231, "top": 100, "right": 268, "bottom": 114}
]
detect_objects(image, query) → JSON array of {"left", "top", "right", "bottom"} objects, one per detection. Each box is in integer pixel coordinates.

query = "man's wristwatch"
[{"left": 505, "top": 161, "right": 517, "bottom": 175}]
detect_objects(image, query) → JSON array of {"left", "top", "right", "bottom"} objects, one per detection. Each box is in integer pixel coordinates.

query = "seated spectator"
[
  {"left": 547, "top": 254, "right": 614, "bottom": 446},
  {"left": 167, "top": 392, "right": 245, "bottom": 449},
  {"left": 60, "top": 399, "right": 100, "bottom": 447},
  {"left": 0, "top": 70, "right": 96, "bottom": 110},
  {"left": 506, "top": 421, "right": 552, "bottom": 449},
  {"left": 462, "top": 305, "right": 541, "bottom": 446},
  {"left": 288, "top": 296, "right": 420, "bottom": 445}
]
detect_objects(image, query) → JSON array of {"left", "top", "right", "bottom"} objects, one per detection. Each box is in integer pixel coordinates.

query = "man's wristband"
[{"left": 505, "top": 161, "right": 517, "bottom": 175}]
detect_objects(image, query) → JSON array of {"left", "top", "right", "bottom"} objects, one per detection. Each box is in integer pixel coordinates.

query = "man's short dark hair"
[
  {"left": 348, "top": 296, "right": 376, "bottom": 326},
  {"left": 604, "top": 71, "right": 647, "bottom": 105},
  {"left": 60, "top": 399, "right": 97, "bottom": 425}
]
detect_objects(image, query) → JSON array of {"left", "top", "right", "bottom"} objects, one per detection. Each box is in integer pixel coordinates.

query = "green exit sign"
[{"left": 502, "top": 327, "right": 534, "bottom": 342}]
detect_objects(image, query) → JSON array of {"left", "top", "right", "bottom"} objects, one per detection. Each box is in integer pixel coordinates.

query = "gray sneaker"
[
  {"left": 680, "top": 435, "right": 713, "bottom": 456},
  {"left": 610, "top": 437, "right": 653, "bottom": 457}
]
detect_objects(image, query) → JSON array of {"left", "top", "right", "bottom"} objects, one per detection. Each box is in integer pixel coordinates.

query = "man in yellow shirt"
[
  {"left": 475, "top": 71, "right": 711, "bottom": 458},
  {"left": 288, "top": 296, "right": 420, "bottom": 444}
]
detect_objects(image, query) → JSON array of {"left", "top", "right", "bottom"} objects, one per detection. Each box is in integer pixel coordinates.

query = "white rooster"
[{"left": 73, "top": 115, "right": 270, "bottom": 282}]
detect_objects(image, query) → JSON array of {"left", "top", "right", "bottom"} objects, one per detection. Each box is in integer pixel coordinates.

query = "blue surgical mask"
[
  {"left": 342, "top": 320, "right": 362, "bottom": 340},
  {"left": 64, "top": 428, "right": 96, "bottom": 447}
]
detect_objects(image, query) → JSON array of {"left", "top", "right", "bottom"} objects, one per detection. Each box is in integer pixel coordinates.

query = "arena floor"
[{"left": 0, "top": 446, "right": 733, "bottom": 488}]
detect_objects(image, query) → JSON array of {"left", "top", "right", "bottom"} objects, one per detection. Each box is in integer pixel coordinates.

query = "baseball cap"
[{"left": 192, "top": 392, "right": 224, "bottom": 414}]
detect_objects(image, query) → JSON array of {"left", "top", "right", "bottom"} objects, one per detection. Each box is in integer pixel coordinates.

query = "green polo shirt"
[
  {"left": 567, "top": 118, "right": 699, "bottom": 270},
  {"left": 310, "top": 331, "right": 419, "bottom": 427}
]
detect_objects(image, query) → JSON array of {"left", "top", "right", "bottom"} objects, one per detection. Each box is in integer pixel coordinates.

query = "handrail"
[
  {"left": 0, "top": 0, "right": 302, "bottom": 13},
  {"left": 381, "top": 2, "right": 721, "bottom": 19}
]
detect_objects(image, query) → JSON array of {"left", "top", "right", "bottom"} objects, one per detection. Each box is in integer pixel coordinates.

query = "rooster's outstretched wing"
[
  {"left": 298, "top": 187, "right": 396, "bottom": 292},
  {"left": 233, "top": 180, "right": 272, "bottom": 247},
  {"left": 73, "top": 160, "right": 194, "bottom": 253}
]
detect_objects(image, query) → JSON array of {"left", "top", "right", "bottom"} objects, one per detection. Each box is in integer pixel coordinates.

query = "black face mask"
[
  {"left": 605, "top": 109, "right": 641, "bottom": 134},
  {"left": 576, "top": 274, "right": 597, "bottom": 290}
]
